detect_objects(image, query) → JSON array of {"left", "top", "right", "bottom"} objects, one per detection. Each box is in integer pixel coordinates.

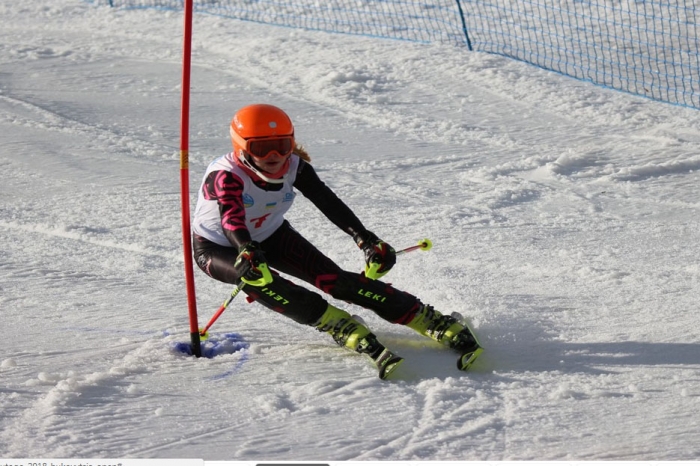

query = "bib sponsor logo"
[
  {"left": 250, "top": 213, "right": 271, "bottom": 228},
  {"left": 243, "top": 193, "right": 254, "bottom": 208}
]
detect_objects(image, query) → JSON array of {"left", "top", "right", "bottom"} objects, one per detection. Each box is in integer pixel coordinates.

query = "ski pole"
[
  {"left": 203, "top": 239, "right": 433, "bottom": 334},
  {"left": 199, "top": 283, "right": 245, "bottom": 339},
  {"left": 395, "top": 238, "right": 432, "bottom": 256},
  {"left": 365, "top": 238, "right": 433, "bottom": 279}
]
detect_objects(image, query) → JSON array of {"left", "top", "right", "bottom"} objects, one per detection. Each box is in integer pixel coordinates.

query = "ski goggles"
[{"left": 231, "top": 130, "right": 295, "bottom": 160}]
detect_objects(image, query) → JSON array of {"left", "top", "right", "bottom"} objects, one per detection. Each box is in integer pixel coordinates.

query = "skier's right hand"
[
  {"left": 353, "top": 230, "right": 396, "bottom": 280},
  {"left": 234, "top": 241, "right": 273, "bottom": 287}
]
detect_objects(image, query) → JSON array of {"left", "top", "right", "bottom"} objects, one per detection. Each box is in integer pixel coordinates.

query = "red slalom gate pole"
[{"left": 179, "top": 0, "right": 201, "bottom": 357}]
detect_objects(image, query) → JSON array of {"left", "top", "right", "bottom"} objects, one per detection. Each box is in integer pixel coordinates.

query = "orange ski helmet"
[
  {"left": 229, "top": 104, "right": 295, "bottom": 182},
  {"left": 230, "top": 104, "right": 295, "bottom": 157}
]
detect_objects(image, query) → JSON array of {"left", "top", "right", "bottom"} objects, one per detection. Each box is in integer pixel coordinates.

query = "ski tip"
[
  {"left": 457, "top": 346, "right": 484, "bottom": 371},
  {"left": 378, "top": 355, "right": 405, "bottom": 380}
]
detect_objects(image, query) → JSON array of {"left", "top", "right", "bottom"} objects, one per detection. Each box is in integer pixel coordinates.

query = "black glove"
[
  {"left": 353, "top": 230, "right": 396, "bottom": 280},
  {"left": 234, "top": 242, "right": 273, "bottom": 286}
]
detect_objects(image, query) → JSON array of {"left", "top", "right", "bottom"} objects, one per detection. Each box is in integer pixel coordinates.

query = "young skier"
[{"left": 192, "top": 103, "right": 482, "bottom": 379}]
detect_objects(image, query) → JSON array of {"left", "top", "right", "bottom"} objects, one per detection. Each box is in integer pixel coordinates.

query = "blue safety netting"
[{"left": 90, "top": 0, "right": 700, "bottom": 110}]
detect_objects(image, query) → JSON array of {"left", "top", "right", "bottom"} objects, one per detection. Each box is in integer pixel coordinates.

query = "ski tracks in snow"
[
  {"left": 0, "top": 334, "right": 251, "bottom": 458},
  {"left": 0, "top": 71, "right": 176, "bottom": 163},
  {"left": 348, "top": 377, "right": 506, "bottom": 460},
  {"left": 1, "top": 338, "right": 160, "bottom": 457}
]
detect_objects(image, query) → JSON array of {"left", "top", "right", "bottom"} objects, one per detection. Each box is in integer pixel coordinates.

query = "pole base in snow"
[
  {"left": 173, "top": 332, "right": 249, "bottom": 359},
  {"left": 190, "top": 331, "right": 202, "bottom": 357}
]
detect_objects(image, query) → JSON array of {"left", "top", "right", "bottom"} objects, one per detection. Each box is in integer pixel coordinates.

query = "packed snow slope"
[{"left": 1, "top": 0, "right": 700, "bottom": 461}]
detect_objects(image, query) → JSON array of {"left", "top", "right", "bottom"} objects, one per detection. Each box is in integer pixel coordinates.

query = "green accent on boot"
[
  {"left": 374, "top": 347, "right": 404, "bottom": 380},
  {"left": 406, "top": 304, "right": 464, "bottom": 346},
  {"left": 458, "top": 346, "right": 484, "bottom": 371},
  {"left": 313, "top": 305, "right": 371, "bottom": 351},
  {"left": 314, "top": 307, "right": 404, "bottom": 379}
]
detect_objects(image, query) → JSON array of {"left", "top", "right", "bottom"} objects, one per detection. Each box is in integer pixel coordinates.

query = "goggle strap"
[{"left": 237, "top": 151, "right": 287, "bottom": 184}]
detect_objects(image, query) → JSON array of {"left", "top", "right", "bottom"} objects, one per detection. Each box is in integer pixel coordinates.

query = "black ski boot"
[
  {"left": 407, "top": 304, "right": 483, "bottom": 371},
  {"left": 314, "top": 305, "right": 404, "bottom": 380}
]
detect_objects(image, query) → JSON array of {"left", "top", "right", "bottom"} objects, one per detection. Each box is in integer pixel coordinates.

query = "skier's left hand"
[
  {"left": 235, "top": 241, "right": 273, "bottom": 287},
  {"left": 354, "top": 230, "right": 396, "bottom": 280}
]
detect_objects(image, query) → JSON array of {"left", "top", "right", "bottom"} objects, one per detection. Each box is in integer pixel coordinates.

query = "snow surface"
[{"left": 1, "top": 0, "right": 700, "bottom": 461}]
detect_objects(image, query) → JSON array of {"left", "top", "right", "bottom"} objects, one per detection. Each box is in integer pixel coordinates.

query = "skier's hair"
[{"left": 293, "top": 143, "right": 311, "bottom": 163}]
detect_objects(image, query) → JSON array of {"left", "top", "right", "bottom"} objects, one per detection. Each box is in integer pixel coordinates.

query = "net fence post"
[{"left": 454, "top": 0, "right": 473, "bottom": 50}]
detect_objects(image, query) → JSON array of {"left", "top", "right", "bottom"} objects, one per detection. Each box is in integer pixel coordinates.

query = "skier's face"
[{"left": 251, "top": 150, "right": 290, "bottom": 175}]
